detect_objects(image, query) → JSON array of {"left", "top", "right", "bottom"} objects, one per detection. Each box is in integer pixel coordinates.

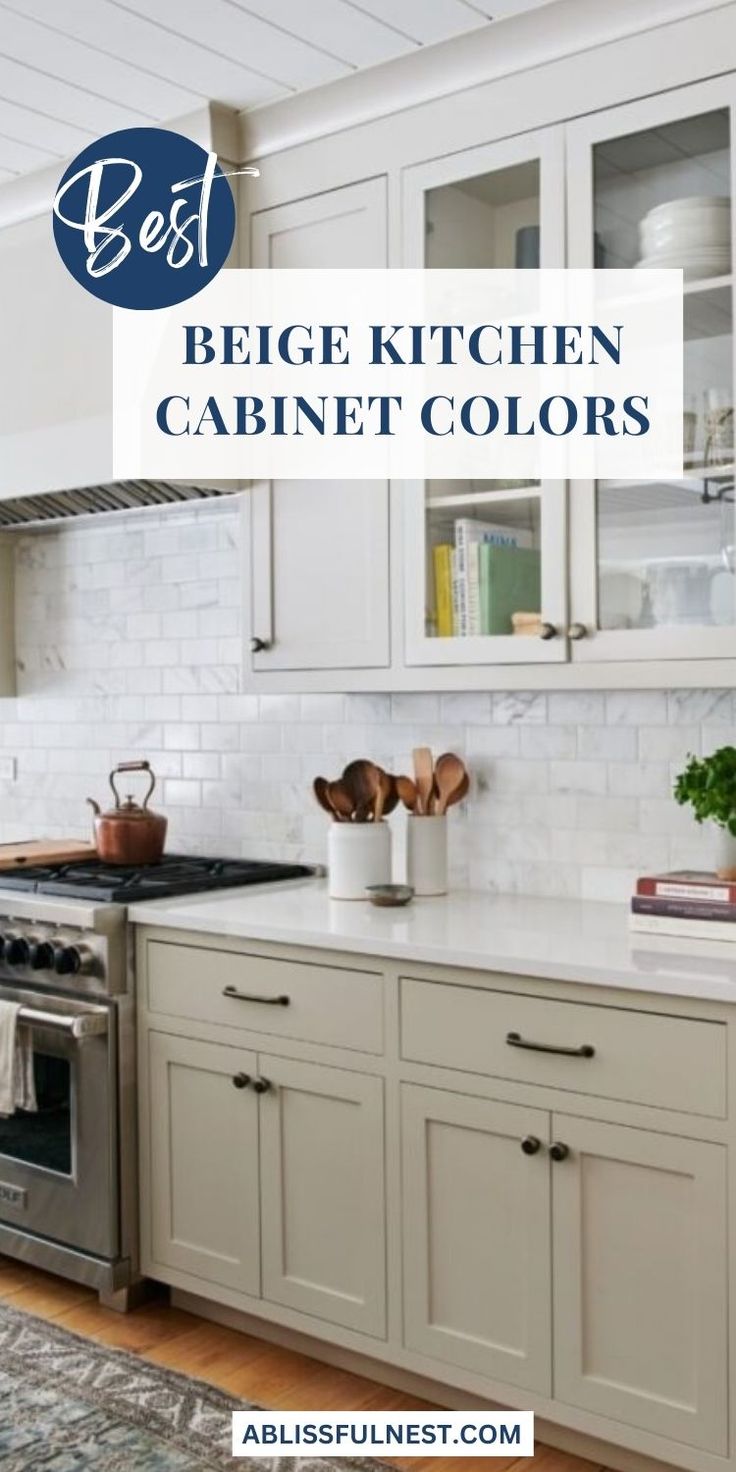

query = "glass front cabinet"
[{"left": 401, "top": 77, "right": 736, "bottom": 671}]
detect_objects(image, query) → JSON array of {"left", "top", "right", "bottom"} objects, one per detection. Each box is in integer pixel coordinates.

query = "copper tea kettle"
[{"left": 87, "top": 760, "right": 167, "bottom": 866}]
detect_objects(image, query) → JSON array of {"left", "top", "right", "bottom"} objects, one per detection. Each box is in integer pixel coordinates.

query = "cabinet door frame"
[
  {"left": 247, "top": 178, "right": 391, "bottom": 675},
  {"left": 147, "top": 1031, "right": 261, "bottom": 1296},
  {"left": 401, "top": 1083, "right": 552, "bottom": 1393},
  {"left": 400, "top": 127, "right": 569, "bottom": 667},
  {"left": 552, "top": 1113, "right": 728, "bottom": 1455},
  {"left": 567, "top": 74, "right": 736, "bottom": 662},
  {"left": 259, "top": 1054, "right": 386, "bottom": 1337}
]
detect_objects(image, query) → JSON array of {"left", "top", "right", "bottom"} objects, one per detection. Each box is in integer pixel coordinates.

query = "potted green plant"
[{"left": 674, "top": 746, "right": 736, "bottom": 879}]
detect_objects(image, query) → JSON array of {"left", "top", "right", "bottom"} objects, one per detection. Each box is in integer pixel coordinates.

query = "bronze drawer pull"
[
  {"left": 506, "top": 1030, "right": 594, "bottom": 1058},
  {"left": 223, "top": 985, "right": 290, "bottom": 1007}
]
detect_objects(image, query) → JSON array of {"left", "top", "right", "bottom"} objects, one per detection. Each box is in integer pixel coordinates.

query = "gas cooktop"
[{"left": 0, "top": 854, "right": 314, "bottom": 903}]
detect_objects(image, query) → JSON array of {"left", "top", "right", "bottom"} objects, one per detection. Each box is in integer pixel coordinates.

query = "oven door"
[{"left": 0, "top": 987, "right": 118, "bottom": 1258}]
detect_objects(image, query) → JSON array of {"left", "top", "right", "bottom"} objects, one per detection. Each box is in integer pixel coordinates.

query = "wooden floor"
[{"left": 0, "top": 1255, "right": 612, "bottom": 1472}]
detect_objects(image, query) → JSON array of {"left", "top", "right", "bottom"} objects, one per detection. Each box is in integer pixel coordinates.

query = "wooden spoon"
[
  {"left": 313, "top": 776, "right": 335, "bottom": 818},
  {"left": 326, "top": 779, "right": 355, "bottom": 822},
  {"left": 342, "top": 759, "right": 382, "bottom": 820},
  {"left": 373, "top": 770, "right": 392, "bottom": 823},
  {"left": 443, "top": 766, "right": 469, "bottom": 812},
  {"left": 412, "top": 747, "right": 434, "bottom": 816},
  {"left": 396, "top": 775, "right": 418, "bottom": 813},
  {"left": 434, "top": 753, "right": 467, "bottom": 816},
  {"left": 382, "top": 775, "right": 400, "bottom": 817}
]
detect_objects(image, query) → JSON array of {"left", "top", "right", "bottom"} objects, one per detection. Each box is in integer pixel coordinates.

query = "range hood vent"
[{"left": 0, "top": 480, "right": 238, "bottom": 530}]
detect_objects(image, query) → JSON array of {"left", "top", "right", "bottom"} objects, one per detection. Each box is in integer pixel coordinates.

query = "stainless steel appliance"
[{"left": 0, "top": 855, "right": 312, "bottom": 1308}]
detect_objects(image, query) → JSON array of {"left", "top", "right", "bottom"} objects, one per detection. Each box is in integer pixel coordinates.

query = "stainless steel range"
[{"left": 0, "top": 854, "right": 312, "bottom": 1308}]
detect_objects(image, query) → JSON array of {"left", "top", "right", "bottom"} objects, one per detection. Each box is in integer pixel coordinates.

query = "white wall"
[{"left": 0, "top": 498, "right": 729, "bottom": 901}]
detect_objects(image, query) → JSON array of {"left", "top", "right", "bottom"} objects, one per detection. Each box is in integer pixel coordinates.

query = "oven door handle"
[{"left": 17, "top": 1006, "right": 108, "bottom": 1040}]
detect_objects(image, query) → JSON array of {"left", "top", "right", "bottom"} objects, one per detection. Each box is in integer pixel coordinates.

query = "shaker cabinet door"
[
  {"left": 401, "top": 1085, "right": 551, "bottom": 1393},
  {"left": 0, "top": 213, "right": 112, "bottom": 500},
  {"left": 552, "top": 1115, "right": 728, "bottom": 1455},
  {"left": 147, "top": 1032, "right": 261, "bottom": 1296},
  {"left": 248, "top": 179, "right": 390, "bottom": 674},
  {"left": 259, "top": 1055, "right": 386, "bottom": 1337}
]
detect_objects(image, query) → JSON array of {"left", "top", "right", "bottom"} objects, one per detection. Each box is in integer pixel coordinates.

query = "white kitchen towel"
[{"left": 0, "top": 1000, "right": 37, "bottom": 1117}]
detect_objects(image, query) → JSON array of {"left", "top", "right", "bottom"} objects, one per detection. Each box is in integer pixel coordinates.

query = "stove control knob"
[
  {"left": 29, "top": 939, "right": 56, "bottom": 971},
  {"left": 4, "top": 935, "right": 30, "bottom": 967},
  {"left": 54, "top": 945, "right": 91, "bottom": 977}
]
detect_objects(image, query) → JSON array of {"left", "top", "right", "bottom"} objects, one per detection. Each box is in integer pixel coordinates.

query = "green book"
[{"left": 479, "top": 544, "right": 541, "bottom": 636}]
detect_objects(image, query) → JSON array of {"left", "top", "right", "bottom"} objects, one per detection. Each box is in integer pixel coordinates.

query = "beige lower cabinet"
[
  {"left": 139, "top": 931, "right": 734, "bottom": 1472},
  {"left": 148, "top": 1032, "right": 261, "bottom": 1296},
  {"left": 259, "top": 1055, "right": 386, "bottom": 1337},
  {"left": 402, "top": 1084, "right": 552, "bottom": 1393},
  {"left": 146, "top": 1030, "right": 386, "bottom": 1337},
  {"left": 401, "top": 1087, "right": 728, "bottom": 1458},
  {"left": 552, "top": 1115, "right": 728, "bottom": 1456}
]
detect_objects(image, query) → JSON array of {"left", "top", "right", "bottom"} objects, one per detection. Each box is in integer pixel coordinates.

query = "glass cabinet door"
[
  {"left": 567, "top": 78, "right": 736, "bottom": 661},
  {"left": 402, "top": 129, "right": 568, "bottom": 666}
]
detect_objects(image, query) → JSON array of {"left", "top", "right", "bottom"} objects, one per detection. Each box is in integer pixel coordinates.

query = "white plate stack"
[{"left": 637, "top": 195, "right": 731, "bottom": 280}]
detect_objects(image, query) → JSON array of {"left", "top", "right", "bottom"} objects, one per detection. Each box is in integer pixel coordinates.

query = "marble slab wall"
[{"left": 0, "top": 501, "right": 730, "bottom": 901}]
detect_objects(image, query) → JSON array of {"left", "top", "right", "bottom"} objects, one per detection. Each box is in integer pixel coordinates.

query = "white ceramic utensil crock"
[
  {"left": 328, "top": 821, "right": 391, "bottom": 899},
  {"left": 406, "top": 814, "right": 448, "bottom": 897}
]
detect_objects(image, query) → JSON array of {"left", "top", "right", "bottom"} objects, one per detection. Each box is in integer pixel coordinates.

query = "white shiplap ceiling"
[{"left": 0, "top": 0, "right": 554, "bottom": 185}]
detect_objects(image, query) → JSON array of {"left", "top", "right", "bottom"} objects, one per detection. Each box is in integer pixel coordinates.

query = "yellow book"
[{"left": 433, "top": 543, "right": 454, "bottom": 637}]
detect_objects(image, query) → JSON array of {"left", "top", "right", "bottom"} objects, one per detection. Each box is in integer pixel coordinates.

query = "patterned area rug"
[{"left": 0, "top": 1299, "right": 385, "bottom": 1471}]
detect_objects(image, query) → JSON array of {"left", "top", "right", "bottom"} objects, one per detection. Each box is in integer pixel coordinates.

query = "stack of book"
[
  {"left": 432, "top": 516, "right": 539, "bottom": 638},
  {"left": 630, "top": 871, "right": 736, "bottom": 941}
]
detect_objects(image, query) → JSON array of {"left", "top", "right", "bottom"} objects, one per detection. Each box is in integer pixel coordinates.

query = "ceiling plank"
[
  {"left": 234, "top": 0, "right": 417, "bottom": 67},
  {"left": 0, "top": 53, "right": 149, "bottom": 131},
  {"left": 0, "top": 1, "right": 204, "bottom": 116},
  {"left": 348, "top": 0, "right": 488, "bottom": 46},
  {"left": 119, "top": 0, "right": 349, "bottom": 89},
  {"left": 13, "top": 0, "right": 290, "bottom": 110},
  {"left": 0, "top": 130, "right": 57, "bottom": 171},
  {"left": 0, "top": 93, "right": 93, "bottom": 155}
]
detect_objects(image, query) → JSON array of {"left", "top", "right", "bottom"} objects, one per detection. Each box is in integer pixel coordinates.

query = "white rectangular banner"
[
  {"left": 114, "top": 267, "right": 683, "bottom": 481},
  {"left": 231, "top": 1409, "right": 535, "bottom": 1457}
]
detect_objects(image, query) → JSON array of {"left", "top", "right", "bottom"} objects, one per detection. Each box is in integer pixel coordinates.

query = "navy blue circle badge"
[{"left": 53, "top": 127, "right": 235, "bottom": 310}]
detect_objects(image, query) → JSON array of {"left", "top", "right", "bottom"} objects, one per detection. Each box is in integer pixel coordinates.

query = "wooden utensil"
[
  {"left": 326, "top": 780, "right": 355, "bottom": 822},
  {"left": 396, "top": 775, "right": 418, "bottom": 813},
  {"left": 434, "top": 752, "right": 467, "bottom": 816},
  {"left": 444, "top": 769, "right": 469, "bottom": 810},
  {"left": 0, "top": 839, "right": 96, "bottom": 869},
  {"left": 412, "top": 747, "right": 434, "bottom": 816},
  {"left": 342, "top": 759, "right": 382, "bottom": 819},
  {"left": 382, "top": 775, "right": 399, "bottom": 818},
  {"left": 313, "top": 776, "right": 337, "bottom": 818},
  {"left": 373, "top": 770, "right": 392, "bottom": 823}
]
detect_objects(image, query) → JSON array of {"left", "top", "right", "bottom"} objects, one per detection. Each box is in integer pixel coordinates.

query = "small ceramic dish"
[{"left": 366, "top": 883, "right": 414, "bottom": 908}]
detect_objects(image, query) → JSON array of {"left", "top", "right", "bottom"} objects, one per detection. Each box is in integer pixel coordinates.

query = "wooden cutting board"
[{"left": 0, "top": 839, "right": 97, "bottom": 869}]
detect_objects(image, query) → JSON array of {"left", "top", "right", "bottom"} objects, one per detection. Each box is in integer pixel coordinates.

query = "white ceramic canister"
[
  {"left": 714, "top": 824, "right": 736, "bottom": 880},
  {"left": 328, "top": 821, "right": 392, "bottom": 900},
  {"left": 406, "top": 814, "right": 448, "bottom": 896}
]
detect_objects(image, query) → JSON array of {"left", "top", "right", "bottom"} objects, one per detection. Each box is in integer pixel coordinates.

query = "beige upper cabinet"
[
  {"left": 0, "top": 213, "right": 112, "bottom": 501},
  {"left": 259, "top": 1054, "right": 386, "bottom": 1337},
  {"left": 552, "top": 1115, "right": 728, "bottom": 1455},
  {"left": 567, "top": 75, "right": 736, "bottom": 663},
  {"left": 147, "top": 1031, "right": 261, "bottom": 1297},
  {"left": 400, "top": 128, "right": 568, "bottom": 669},
  {"left": 246, "top": 179, "right": 391, "bottom": 675},
  {"left": 401, "top": 1084, "right": 552, "bottom": 1393}
]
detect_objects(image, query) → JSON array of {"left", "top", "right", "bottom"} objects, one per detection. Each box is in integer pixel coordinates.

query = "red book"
[{"left": 636, "top": 870, "right": 736, "bottom": 904}]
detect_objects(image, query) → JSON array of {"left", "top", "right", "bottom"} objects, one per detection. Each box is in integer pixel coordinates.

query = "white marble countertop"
[{"left": 129, "top": 880, "right": 736, "bottom": 1004}]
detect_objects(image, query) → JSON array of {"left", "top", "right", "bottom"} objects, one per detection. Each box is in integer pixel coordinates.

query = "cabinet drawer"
[
  {"left": 400, "top": 979, "right": 726, "bottom": 1117},
  {"left": 146, "top": 942, "right": 383, "bottom": 1053}
]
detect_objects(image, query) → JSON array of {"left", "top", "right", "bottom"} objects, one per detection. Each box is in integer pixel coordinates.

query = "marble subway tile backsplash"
[{"left": 0, "top": 501, "right": 732, "bottom": 902}]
